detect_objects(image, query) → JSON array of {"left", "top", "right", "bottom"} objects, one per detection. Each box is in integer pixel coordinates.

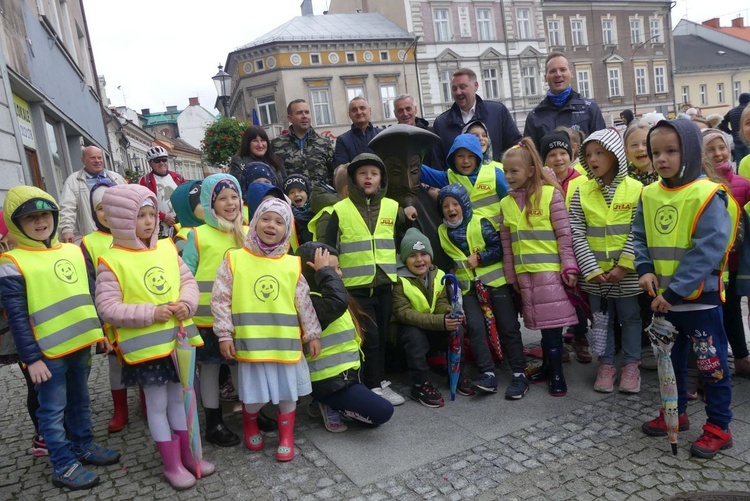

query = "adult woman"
[{"left": 228, "top": 126, "right": 286, "bottom": 192}]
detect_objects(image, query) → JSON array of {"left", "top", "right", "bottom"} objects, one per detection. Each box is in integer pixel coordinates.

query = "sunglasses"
[{"left": 151, "top": 158, "right": 168, "bottom": 163}]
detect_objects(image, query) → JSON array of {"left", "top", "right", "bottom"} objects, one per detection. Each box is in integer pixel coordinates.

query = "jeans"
[
  {"left": 316, "top": 383, "right": 394, "bottom": 425},
  {"left": 36, "top": 347, "right": 94, "bottom": 473},
  {"left": 589, "top": 295, "right": 642, "bottom": 365}
]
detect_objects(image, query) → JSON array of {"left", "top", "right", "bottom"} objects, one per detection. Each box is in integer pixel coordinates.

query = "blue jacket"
[
  {"left": 523, "top": 90, "right": 606, "bottom": 151},
  {"left": 333, "top": 123, "right": 382, "bottom": 166},
  {"left": 431, "top": 95, "right": 521, "bottom": 170}
]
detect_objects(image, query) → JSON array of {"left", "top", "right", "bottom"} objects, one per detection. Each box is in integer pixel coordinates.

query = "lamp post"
[
  {"left": 631, "top": 34, "right": 661, "bottom": 117},
  {"left": 212, "top": 64, "right": 232, "bottom": 117}
]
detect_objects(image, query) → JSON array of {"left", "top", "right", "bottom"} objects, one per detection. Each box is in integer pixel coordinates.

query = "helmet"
[{"left": 146, "top": 146, "right": 169, "bottom": 162}]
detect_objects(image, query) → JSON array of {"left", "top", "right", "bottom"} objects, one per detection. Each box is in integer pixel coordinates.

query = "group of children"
[{"left": 2, "top": 108, "right": 748, "bottom": 492}]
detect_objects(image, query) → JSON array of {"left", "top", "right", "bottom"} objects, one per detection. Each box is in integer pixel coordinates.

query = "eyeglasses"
[{"left": 151, "top": 158, "right": 168, "bottom": 163}]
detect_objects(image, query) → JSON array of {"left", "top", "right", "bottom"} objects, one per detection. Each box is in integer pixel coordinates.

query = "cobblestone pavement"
[{"left": 2, "top": 340, "right": 750, "bottom": 500}]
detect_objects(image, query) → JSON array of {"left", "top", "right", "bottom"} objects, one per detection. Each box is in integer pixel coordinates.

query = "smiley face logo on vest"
[
  {"left": 53, "top": 259, "right": 78, "bottom": 284},
  {"left": 254, "top": 275, "right": 280, "bottom": 302},
  {"left": 144, "top": 267, "right": 172, "bottom": 296},
  {"left": 654, "top": 205, "right": 678, "bottom": 235}
]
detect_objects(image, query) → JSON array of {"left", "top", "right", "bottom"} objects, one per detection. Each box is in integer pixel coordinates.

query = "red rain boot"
[
  {"left": 276, "top": 409, "right": 296, "bottom": 462},
  {"left": 108, "top": 389, "right": 128, "bottom": 433},
  {"left": 155, "top": 437, "right": 195, "bottom": 490},
  {"left": 174, "top": 430, "right": 215, "bottom": 478},
  {"left": 243, "top": 409, "right": 264, "bottom": 451}
]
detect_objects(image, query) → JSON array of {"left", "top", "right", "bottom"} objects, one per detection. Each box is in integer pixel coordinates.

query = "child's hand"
[
  {"left": 467, "top": 254, "right": 480, "bottom": 269},
  {"left": 589, "top": 272, "right": 608, "bottom": 284},
  {"left": 219, "top": 339, "right": 236, "bottom": 360},
  {"left": 27, "top": 359, "right": 51, "bottom": 385},
  {"left": 651, "top": 294, "right": 672, "bottom": 314},
  {"left": 154, "top": 305, "right": 172, "bottom": 323},
  {"left": 169, "top": 302, "right": 191, "bottom": 321},
  {"left": 561, "top": 272, "right": 577, "bottom": 288},
  {"left": 307, "top": 247, "right": 330, "bottom": 272},
  {"left": 306, "top": 338, "right": 321, "bottom": 358},
  {"left": 639, "top": 273, "right": 660, "bottom": 296},
  {"left": 404, "top": 206, "right": 418, "bottom": 221},
  {"left": 444, "top": 315, "right": 462, "bottom": 331},
  {"left": 606, "top": 266, "right": 627, "bottom": 284},
  {"left": 99, "top": 338, "right": 113, "bottom": 355}
]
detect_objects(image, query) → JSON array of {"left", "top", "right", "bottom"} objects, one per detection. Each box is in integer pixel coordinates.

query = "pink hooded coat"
[
  {"left": 95, "top": 184, "right": 199, "bottom": 328},
  {"left": 499, "top": 187, "right": 577, "bottom": 330}
]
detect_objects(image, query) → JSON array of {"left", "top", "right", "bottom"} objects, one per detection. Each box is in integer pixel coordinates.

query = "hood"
[
  {"left": 200, "top": 173, "right": 242, "bottom": 229},
  {"left": 246, "top": 197, "right": 294, "bottom": 258},
  {"left": 579, "top": 128, "right": 628, "bottom": 186},
  {"left": 3, "top": 186, "right": 59, "bottom": 249},
  {"left": 647, "top": 119, "right": 704, "bottom": 187},
  {"left": 246, "top": 182, "right": 285, "bottom": 221},
  {"left": 90, "top": 180, "right": 117, "bottom": 233},
  {"left": 346, "top": 153, "right": 388, "bottom": 206},
  {"left": 170, "top": 180, "right": 204, "bottom": 228},
  {"left": 446, "top": 134, "right": 483, "bottom": 175},
  {"left": 461, "top": 120, "right": 493, "bottom": 165},
  {"left": 702, "top": 128, "right": 732, "bottom": 176},
  {"left": 437, "top": 183, "right": 472, "bottom": 224},
  {"left": 102, "top": 185, "right": 158, "bottom": 250},
  {"left": 296, "top": 241, "right": 338, "bottom": 292}
]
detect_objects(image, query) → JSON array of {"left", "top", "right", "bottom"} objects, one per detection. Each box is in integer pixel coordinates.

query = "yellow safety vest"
[
  {"left": 5, "top": 244, "right": 102, "bottom": 359},
  {"left": 641, "top": 178, "right": 730, "bottom": 300},
  {"left": 487, "top": 160, "right": 504, "bottom": 172},
  {"left": 228, "top": 250, "right": 302, "bottom": 363},
  {"left": 242, "top": 204, "right": 249, "bottom": 225},
  {"left": 192, "top": 224, "right": 247, "bottom": 327},
  {"left": 565, "top": 175, "right": 588, "bottom": 209},
  {"left": 174, "top": 225, "right": 194, "bottom": 242},
  {"left": 573, "top": 161, "right": 587, "bottom": 177},
  {"left": 308, "top": 206, "right": 333, "bottom": 242},
  {"left": 334, "top": 197, "right": 398, "bottom": 288},
  {"left": 579, "top": 176, "right": 642, "bottom": 272},
  {"left": 438, "top": 218, "right": 506, "bottom": 293},
  {"left": 81, "top": 230, "right": 113, "bottom": 266},
  {"left": 500, "top": 184, "right": 562, "bottom": 274},
  {"left": 448, "top": 164, "right": 502, "bottom": 227},
  {"left": 306, "top": 292, "right": 360, "bottom": 381},
  {"left": 99, "top": 240, "right": 202, "bottom": 364},
  {"left": 399, "top": 268, "right": 445, "bottom": 313}
]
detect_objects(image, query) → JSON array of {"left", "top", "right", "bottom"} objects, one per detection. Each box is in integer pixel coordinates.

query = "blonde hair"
[
  {"left": 216, "top": 212, "right": 245, "bottom": 248},
  {"left": 623, "top": 122, "right": 651, "bottom": 145},
  {"left": 701, "top": 158, "right": 731, "bottom": 194}
]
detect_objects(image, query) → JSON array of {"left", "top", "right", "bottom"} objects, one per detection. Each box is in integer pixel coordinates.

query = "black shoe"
[
  {"left": 472, "top": 373, "right": 498, "bottom": 394},
  {"left": 411, "top": 381, "right": 444, "bottom": 408},
  {"left": 257, "top": 410, "right": 277, "bottom": 432},
  {"left": 548, "top": 348, "right": 568, "bottom": 397},
  {"left": 456, "top": 374, "right": 476, "bottom": 396},
  {"left": 205, "top": 423, "right": 240, "bottom": 447},
  {"left": 505, "top": 375, "right": 530, "bottom": 400}
]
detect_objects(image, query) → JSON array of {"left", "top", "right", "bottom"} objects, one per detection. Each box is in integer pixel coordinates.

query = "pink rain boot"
[
  {"left": 174, "top": 430, "right": 215, "bottom": 478},
  {"left": 155, "top": 437, "right": 195, "bottom": 490}
]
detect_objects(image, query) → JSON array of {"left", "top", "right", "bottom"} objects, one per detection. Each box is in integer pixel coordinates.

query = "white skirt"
[{"left": 237, "top": 357, "right": 312, "bottom": 405}]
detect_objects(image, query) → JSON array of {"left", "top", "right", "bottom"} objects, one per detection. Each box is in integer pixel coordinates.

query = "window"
[
  {"left": 635, "top": 67, "right": 648, "bottom": 95},
  {"left": 649, "top": 17, "right": 663, "bottom": 43},
  {"left": 735, "top": 81, "right": 742, "bottom": 101},
  {"left": 717, "top": 83, "right": 725, "bottom": 103},
  {"left": 681, "top": 86, "right": 690, "bottom": 104},
  {"left": 477, "top": 8, "right": 493, "bottom": 41},
  {"left": 255, "top": 59, "right": 264, "bottom": 71},
  {"left": 346, "top": 86, "right": 365, "bottom": 103},
  {"left": 654, "top": 65, "right": 666, "bottom": 94},
  {"left": 379, "top": 51, "right": 389, "bottom": 62},
  {"left": 310, "top": 89, "right": 332, "bottom": 125},
  {"left": 577, "top": 69, "right": 591, "bottom": 98},
  {"left": 440, "top": 70, "right": 452, "bottom": 103},
  {"left": 547, "top": 19, "right": 562, "bottom": 47},
  {"left": 380, "top": 84, "right": 397, "bottom": 119},
  {"left": 45, "top": 117, "right": 67, "bottom": 193},
  {"left": 608, "top": 67, "right": 622, "bottom": 97},
  {"left": 699, "top": 84, "right": 707, "bottom": 106},
  {"left": 571, "top": 18, "right": 586, "bottom": 46},
  {"left": 602, "top": 19, "right": 615, "bottom": 45},
  {"left": 257, "top": 95, "right": 277, "bottom": 125},
  {"left": 630, "top": 17, "right": 643, "bottom": 44},
  {"left": 522, "top": 65, "right": 537, "bottom": 96},
  {"left": 346, "top": 52, "right": 356, "bottom": 63},
  {"left": 310, "top": 53, "right": 321, "bottom": 65},
  {"left": 434, "top": 8, "right": 451, "bottom": 42},
  {"left": 483, "top": 68, "right": 499, "bottom": 99},
  {"left": 517, "top": 8, "right": 531, "bottom": 39}
]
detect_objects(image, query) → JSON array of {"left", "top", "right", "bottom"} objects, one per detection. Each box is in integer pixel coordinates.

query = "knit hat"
[
  {"left": 740, "top": 93, "right": 750, "bottom": 105},
  {"left": 702, "top": 128, "right": 731, "bottom": 152},
  {"left": 400, "top": 227, "right": 433, "bottom": 264},
  {"left": 540, "top": 131, "right": 572, "bottom": 161},
  {"left": 242, "top": 161, "right": 278, "bottom": 186},
  {"left": 188, "top": 182, "right": 202, "bottom": 212},
  {"left": 283, "top": 174, "right": 310, "bottom": 196},
  {"left": 347, "top": 153, "right": 385, "bottom": 179},
  {"left": 211, "top": 178, "right": 239, "bottom": 209}
]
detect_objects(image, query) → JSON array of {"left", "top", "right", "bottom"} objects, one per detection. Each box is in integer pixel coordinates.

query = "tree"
[{"left": 201, "top": 116, "right": 248, "bottom": 167}]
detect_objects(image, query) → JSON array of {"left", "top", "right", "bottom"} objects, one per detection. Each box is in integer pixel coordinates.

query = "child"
[
  {"left": 241, "top": 161, "right": 278, "bottom": 188},
  {"left": 394, "top": 228, "right": 464, "bottom": 406},
  {"left": 555, "top": 126, "right": 587, "bottom": 177},
  {"left": 324, "top": 153, "right": 410, "bottom": 406},
  {"left": 310, "top": 164, "right": 348, "bottom": 242},
  {"left": 737, "top": 107, "right": 750, "bottom": 180},
  {"left": 182, "top": 174, "right": 246, "bottom": 448},
  {"left": 702, "top": 128, "right": 750, "bottom": 377},
  {"left": 297, "top": 242, "right": 393, "bottom": 428},
  {"left": 438, "top": 184, "right": 529, "bottom": 398},
  {"left": 170, "top": 180, "right": 204, "bottom": 254},
  {"left": 421, "top": 134, "right": 508, "bottom": 227},
  {"left": 625, "top": 123, "right": 659, "bottom": 186},
  {"left": 283, "top": 174, "right": 314, "bottom": 244},
  {"left": 568, "top": 129, "right": 644, "bottom": 393},
  {"left": 212, "top": 198, "right": 322, "bottom": 461},
  {"left": 0, "top": 186, "right": 119, "bottom": 490},
  {"left": 635, "top": 118, "right": 734, "bottom": 459},
  {"left": 96, "top": 185, "right": 213, "bottom": 489},
  {"left": 498, "top": 139, "right": 578, "bottom": 397},
  {"left": 463, "top": 120, "right": 504, "bottom": 171}
]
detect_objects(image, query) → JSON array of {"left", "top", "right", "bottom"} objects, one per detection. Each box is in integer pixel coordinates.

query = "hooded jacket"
[
  {"left": 392, "top": 264, "right": 450, "bottom": 331},
  {"left": 95, "top": 185, "right": 199, "bottom": 329},
  {"left": 461, "top": 119, "right": 500, "bottom": 167},
  {"left": 82, "top": 180, "right": 116, "bottom": 293},
  {"left": 138, "top": 170, "right": 185, "bottom": 222},
  {"left": 171, "top": 180, "right": 204, "bottom": 229}
]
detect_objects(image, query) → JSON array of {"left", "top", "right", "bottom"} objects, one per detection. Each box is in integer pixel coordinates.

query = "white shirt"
[
  {"left": 154, "top": 173, "right": 178, "bottom": 235},
  {"left": 460, "top": 104, "right": 476, "bottom": 125}
]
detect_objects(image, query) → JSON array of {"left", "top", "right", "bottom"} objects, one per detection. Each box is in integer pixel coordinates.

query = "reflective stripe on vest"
[
  {"left": 99, "top": 239, "right": 202, "bottom": 364},
  {"left": 448, "top": 164, "right": 502, "bottom": 227},
  {"left": 229, "top": 249, "right": 302, "bottom": 363},
  {"left": 579, "top": 176, "right": 641, "bottom": 272},
  {"left": 500, "top": 184, "right": 561, "bottom": 274},
  {"left": 399, "top": 269, "right": 445, "bottom": 314},
  {"left": 307, "top": 206, "right": 333, "bottom": 242},
  {"left": 334, "top": 197, "right": 398, "bottom": 287},
  {"left": 306, "top": 293, "right": 360, "bottom": 381},
  {"left": 438, "top": 218, "right": 506, "bottom": 293},
  {"left": 81, "top": 230, "right": 113, "bottom": 269},
  {"left": 6, "top": 244, "right": 102, "bottom": 359}
]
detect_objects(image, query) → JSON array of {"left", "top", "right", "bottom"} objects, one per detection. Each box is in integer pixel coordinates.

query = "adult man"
[
  {"left": 333, "top": 97, "right": 381, "bottom": 166},
  {"left": 394, "top": 94, "right": 430, "bottom": 129},
  {"left": 138, "top": 145, "right": 185, "bottom": 237},
  {"left": 719, "top": 93, "right": 750, "bottom": 163},
  {"left": 59, "top": 145, "right": 126, "bottom": 242},
  {"left": 524, "top": 52, "right": 606, "bottom": 150},
  {"left": 432, "top": 68, "right": 521, "bottom": 170}
]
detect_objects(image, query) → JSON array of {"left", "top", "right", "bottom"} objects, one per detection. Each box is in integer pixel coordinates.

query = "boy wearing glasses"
[{"left": 139, "top": 145, "right": 186, "bottom": 238}]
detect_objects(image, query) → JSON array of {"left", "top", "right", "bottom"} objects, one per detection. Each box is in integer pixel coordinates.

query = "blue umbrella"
[{"left": 442, "top": 273, "right": 463, "bottom": 401}]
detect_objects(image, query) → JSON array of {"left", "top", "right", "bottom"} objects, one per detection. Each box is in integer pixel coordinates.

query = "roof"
[
  {"left": 141, "top": 110, "right": 181, "bottom": 127},
  {"left": 707, "top": 26, "right": 750, "bottom": 42},
  {"left": 234, "top": 13, "right": 413, "bottom": 51},
  {"left": 673, "top": 34, "right": 750, "bottom": 72}
]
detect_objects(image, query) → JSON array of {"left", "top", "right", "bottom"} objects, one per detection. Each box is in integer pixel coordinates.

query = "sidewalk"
[{"left": 1, "top": 330, "right": 750, "bottom": 500}]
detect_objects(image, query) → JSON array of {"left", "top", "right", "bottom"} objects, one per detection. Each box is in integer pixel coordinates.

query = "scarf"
[{"left": 548, "top": 86, "right": 572, "bottom": 108}]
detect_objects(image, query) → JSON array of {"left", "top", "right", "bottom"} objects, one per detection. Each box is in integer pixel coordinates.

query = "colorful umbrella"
[
  {"left": 173, "top": 323, "right": 203, "bottom": 477},
  {"left": 586, "top": 286, "right": 610, "bottom": 356},
  {"left": 442, "top": 273, "right": 463, "bottom": 401},
  {"left": 472, "top": 278, "right": 503, "bottom": 363},
  {"left": 646, "top": 315, "right": 680, "bottom": 455}
]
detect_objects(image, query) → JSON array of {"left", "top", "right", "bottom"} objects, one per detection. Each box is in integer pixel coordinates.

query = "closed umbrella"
[
  {"left": 647, "top": 315, "right": 680, "bottom": 455},
  {"left": 442, "top": 273, "right": 463, "bottom": 401},
  {"left": 172, "top": 323, "right": 203, "bottom": 477},
  {"left": 472, "top": 278, "right": 503, "bottom": 362},
  {"left": 586, "top": 286, "right": 610, "bottom": 356}
]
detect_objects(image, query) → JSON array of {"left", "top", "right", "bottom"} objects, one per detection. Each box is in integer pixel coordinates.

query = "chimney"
[
  {"left": 300, "top": 0, "right": 313, "bottom": 16},
  {"left": 166, "top": 105, "right": 178, "bottom": 113},
  {"left": 141, "top": 108, "right": 150, "bottom": 115},
  {"left": 189, "top": 97, "right": 199, "bottom": 106},
  {"left": 702, "top": 18, "right": 721, "bottom": 28},
  {"left": 732, "top": 17, "right": 745, "bottom": 28}
]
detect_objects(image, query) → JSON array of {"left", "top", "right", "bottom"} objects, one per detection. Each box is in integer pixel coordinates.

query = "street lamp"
[{"left": 212, "top": 64, "right": 232, "bottom": 117}]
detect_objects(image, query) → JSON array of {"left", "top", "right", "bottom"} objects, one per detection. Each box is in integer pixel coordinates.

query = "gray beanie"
[{"left": 400, "top": 227, "right": 433, "bottom": 264}]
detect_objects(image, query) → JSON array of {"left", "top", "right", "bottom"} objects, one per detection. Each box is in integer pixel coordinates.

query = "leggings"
[
  {"left": 315, "top": 383, "right": 394, "bottom": 425},
  {"left": 143, "top": 382, "right": 188, "bottom": 442}
]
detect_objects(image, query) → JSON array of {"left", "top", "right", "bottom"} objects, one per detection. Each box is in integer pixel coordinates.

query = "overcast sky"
[{"left": 85, "top": 0, "right": 749, "bottom": 114}]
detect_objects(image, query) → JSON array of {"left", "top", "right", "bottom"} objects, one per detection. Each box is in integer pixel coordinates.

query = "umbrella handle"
[
  {"left": 441, "top": 273, "right": 460, "bottom": 306},
  {"left": 177, "top": 321, "right": 188, "bottom": 340}
]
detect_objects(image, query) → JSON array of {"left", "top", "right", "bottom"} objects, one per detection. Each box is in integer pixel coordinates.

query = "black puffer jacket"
[{"left": 297, "top": 242, "right": 349, "bottom": 330}]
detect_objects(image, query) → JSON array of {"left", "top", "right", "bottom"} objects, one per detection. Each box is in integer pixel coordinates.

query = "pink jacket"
[
  {"left": 499, "top": 187, "right": 577, "bottom": 330},
  {"left": 95, "top": 185, "right": 198, "bottom": 328},
  {"left": 716, "top": 162, "right": 750, "bottom": 271}
]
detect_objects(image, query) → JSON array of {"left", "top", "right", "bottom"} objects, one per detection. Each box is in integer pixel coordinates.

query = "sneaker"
[
  {"left": 456, "top": 374, "right": 476, "bottom": 396},
  {"left": 319, "top": 403, "right": 348, "bottom": 432},
  {"left": 641, "top": 409, "right": 690, "bottom": 437},
  {"left": 77, "top": 443, "right": 121, "bottom": 466},
  {"left": 32, "top": 434, "right": 48, "bottom": 457},
  {"left": 619, "top": 362, "right": 641, "bottom": 393},
  {"left": 472, "top": 373, "right": 498, "bottom": 394},
  {"left": 690, "top": 423, "right": 733, "bottom": 459},
  {"left": 372, "top": 381, "right": 405, "bottom": 406},
  {"left": 219, "top": 380, "right": 239, "bottom": 402},
  {"left": 594, "top": 363, "right": 616, "bottom": 393},
  {"left": 411, "top": 381, "right": 444, "bottom": 408},
  {"left": 640, "top": 346, "right": 658, "bottom": 370},
  {"left": 51, "top": 461, "right": 100, "bottom": 490},
  {"left": 504, "top": 375, "right": 529, "bottom": 400}
]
